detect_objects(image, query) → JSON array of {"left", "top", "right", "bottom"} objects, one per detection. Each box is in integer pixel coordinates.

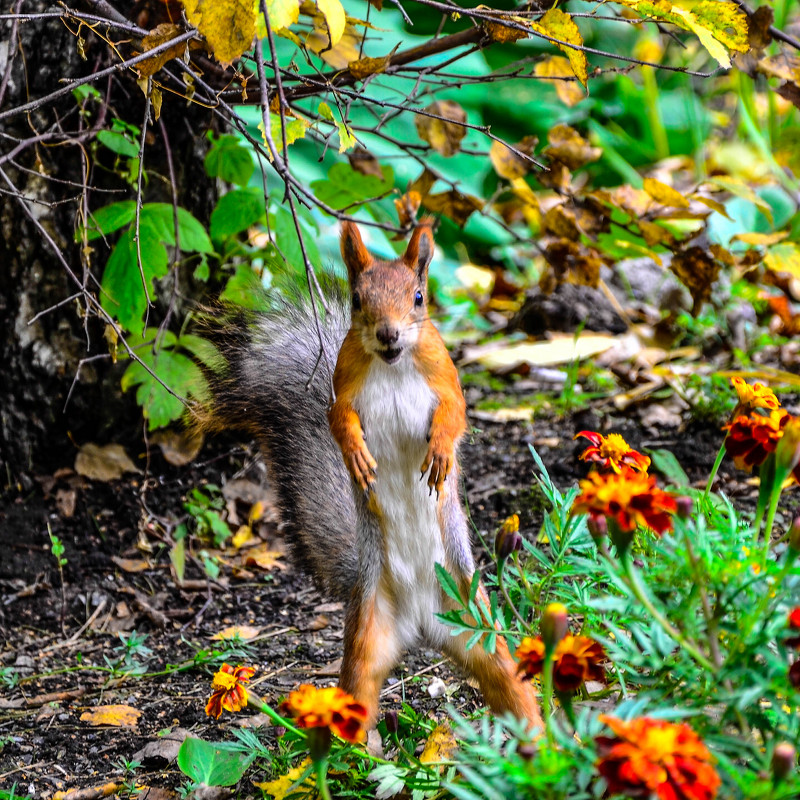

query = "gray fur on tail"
[{"left": 200, "top": 286, "right": 358, "bottom": 600}]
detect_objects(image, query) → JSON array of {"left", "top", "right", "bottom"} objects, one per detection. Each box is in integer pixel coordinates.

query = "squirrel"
[{"left": 198, "top": 220, "right": 541, "bottom": 729}]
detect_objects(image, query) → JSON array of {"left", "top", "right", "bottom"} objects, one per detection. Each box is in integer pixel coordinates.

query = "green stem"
[
  {"left": 616, "top": 549, "right": 715, "bottom": 672},
  {"left": 315, "top": 757, "right": 332, "bottom": 800},
  {"left": 762, "top": 488, "right": 782, "bottom": 567},
  {"left": 704, "top": 440, "right": 727, "bottom": 502},
  {"left": 498, "top": 561, "right": 532, "bottom": 632},
  {"left": 247, "top": 695, "right": 304, "bottom": 736},
  {"left": 542, "top": 647, "right": 555, "bottom": 747}
]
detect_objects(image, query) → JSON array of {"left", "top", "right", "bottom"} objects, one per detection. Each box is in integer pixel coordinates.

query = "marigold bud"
[
  {"left": 771, "top": 742, "right": 796, "bottom": 782},
  {"left": 675, "top": 496, "right": 693, "bottom": 519},
  {"left": 788, "top": 517, "right": 800, "bottom": 553},
  {"left": 517, "top": 742, "right": 536, "bottom": 761},
  {"left": 384, "top": 709, "right": 399, "bottom": 735},
  {"left": 587, "top": 516, "right": 607, "bottom": 541},
  {"left": 496, "top": 515, "right": 522, "bottom": 561},
  {"left": 541, "top": 603, "right": 569, "bottom": 649}
]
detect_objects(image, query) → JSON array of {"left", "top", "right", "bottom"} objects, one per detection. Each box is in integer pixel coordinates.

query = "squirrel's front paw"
[
  {"left": 421, "top": 440, "right": 453, "bottom": 496},
  {"left": 344, "top": 443, "right": 377, "bottom": 491}
]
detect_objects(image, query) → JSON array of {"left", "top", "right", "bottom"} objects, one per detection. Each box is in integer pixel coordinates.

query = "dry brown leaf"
[
  {"left": 543, "top": 205, "right": 580, "bottom": 240},
  {"left": 151, "top": 428, "right": 204, "bottom": 466},
  {"left": 137, "top": 24, "right": 187, "bottom": 78},
  {"left": 478, "top": 7, "right": 530, "bottom": 43},
  {"left": 75, "top": 443, "right": 140, "bottom": 481},
  {"left": 111, "top": 556, "right": 151, "bottom": 573},
  {"left": 307, "top": 614, "right": 330, "bottom": 631},
  {"left": 748, "top": 4, "right": 773, "bottom": 52},
  {"left": 419, "top": 723, "right": 458, "bottom": 765},
  {"left": 52, "top": 783, "right": 121, "bottom": 800},
  {"left": 643, "top": 177, "right": 690, "bottom": 208},
  {"left": 394, "top": 191, "right": 422, "bottom": 229},
  {"left": 543, "top": 124, "right": 601, "bottom": 170},
  {"left": 212, "top": 624, "right": 262, "bottom": 640},
  {"left": 463, "top": 333, "right": 617, "bottom": 371},
  {"left": 422, "top": 189, "right": 482, "bottom": 227},
  {"left": 348, "top": 54, "right": 390, "bottom": 80},
  {"left": 415, "top": 101, "right": 468, "bottom": 157},
  {"left": 244, "top": 545, "right": 286, "bottom": 571},
  {"left": 56, "top": 488, "right": 77, "bottom": 518},
  {"left": 348, "top": 148, "right": 384, "bottom": 179},
  {"left": 670, "top": 246, "right": 720, "bottom": 315},
  {"left": 81, "top": 704, "right": 142, "bottom": 727}
]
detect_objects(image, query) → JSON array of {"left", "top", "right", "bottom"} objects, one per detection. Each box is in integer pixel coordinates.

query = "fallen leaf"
[
  {"left": 419, "top": 723, "right": 458, "bottom": 765},
  {"left": 81, "top": 704, "right": 142, "bottom": 727},
  {"left": 471, "top": 407, "right": 535, "bottom": 423},
  {"left": 56, "top": 488, "right": 77, "bottom": 518},
  {"left": 133, "top": 728, "right": 191, "bottom": 767},
  {"left": 244, "top": 545, "right": 286, "bottom": 571},
  {"left": 151, "top": 428, "right": 204, "bottom": 466},
  {"left": 111, "top": 556, "right": 151, "bottom": 573},
  {"left": 670, "top": 246, "right": 720, "bottom": 315},
  {"left": 643, "top": 177, "right": 690, "bottom": 208},
  {"left": 307, "top": 614, "right": 330, "bottom": 631},
  {"left": 75, "top": 443, "right": 140, "bottom": 481},
  {"left": 212, "top": 624, "right": 262, "bottom": 640},
  {"left": 253, "top": 758, "right": 314, "bottom": 799},
  {"left": 764, "top": 243, "right": 800, "bottom": 280},
  {"left": 463, "top": 333, "right": 617, "bottom": 371},
  {"left": 231, "top": 525, "right": 254, "bottom": 548}
]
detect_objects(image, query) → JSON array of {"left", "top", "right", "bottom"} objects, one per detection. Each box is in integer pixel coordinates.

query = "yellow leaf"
[
  {"left": 415, "top": 100, "right": 468, "bottom": 157},
  {"left": 464, "top": 333, "right": 618, "bottom": 371},
  {"left": 258, "top": 113, "right": 308, "bottom": 155},
  {"left": 244, "top": 545, "right": 286, "bottom": 571},
  {"left": 479, "top": 8, "right": 530, "bottom": 43},
  {"left": 181, "top": 0, "right": 256, "bottom": 65},
  {"left": 489, "top": 136, "right": 537, "bottom": 180},
  {"left": 764, "top": 243, "right": 800, "bottom": 280},
  {"left": 421, "top": 189, "right": 483, "bottom": 227},
  {"left": 212, "top": 624, "right": 262, "bottom": 640},
  {"left": 643, "top": 177, "right": 690, "bottom": 208},
  {"left": 258, "top": 0, "right": 300, "bottom": 34},
  {"left": 455, "top": 264, "right": 495, "bottom": 295},
  {"left": 305, "top": 20, "right": 360, "bottom": 68},
  {"left": 534, "top": 56, "right": 585, "bottom": 107},
  {"left": 543, "top": 124, "right": 601, "bottom": 170},
  {"left": 81, "top": 705, "right": 142, "bottom": 727},
  {"left": 530, "top": 8, "right": 588, "bottom": 88},
  {"left": 231, "top": 524, "right": 253, "bottom": 548},
  {"left": 314, "top": 0, "right": 345, "bottom": 47},
  {"left": 254, "top": 758, "right": 314, "bottom": 799},
  {"left": 692, "top": 195, "right": 731, "bottom": 219},
  {"left": 348, "top": 54, "right": 391, "bottom": 80},
  {"left": 732, "top": 231, "right": 789, "bottom": 246},
  {"left": 420, "top": 723, "right": 458, "bottom": 765}
]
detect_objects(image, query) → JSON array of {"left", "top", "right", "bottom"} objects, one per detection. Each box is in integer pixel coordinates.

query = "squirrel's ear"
[
  {"left": 340, "top": 221, "right": 372, "bottom": 283},
  {"left": 402, "top": 223, "right": 434, "bottom": 279}
]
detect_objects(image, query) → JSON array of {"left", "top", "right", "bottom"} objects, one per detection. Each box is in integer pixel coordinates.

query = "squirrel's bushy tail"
[{"left": 195, "top": 287, "right": 358, "bottom": 600}]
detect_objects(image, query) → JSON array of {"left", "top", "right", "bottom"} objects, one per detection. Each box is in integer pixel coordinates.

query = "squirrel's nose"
[{"left": 376, "top": 325, "right": 399, "bottom": 346}]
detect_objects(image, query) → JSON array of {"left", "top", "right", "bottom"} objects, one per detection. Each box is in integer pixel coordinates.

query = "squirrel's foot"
[
  {"left": 344, "top": 444, "right": 377, "bottom": 491},
  {"left": 420, "top": 441, "right": 452, "bottom": 497}
]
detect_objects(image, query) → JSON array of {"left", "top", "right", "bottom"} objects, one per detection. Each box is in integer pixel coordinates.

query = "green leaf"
[
  {"left": 97, "top": 129, "right": 139, "bottom": 158},
  {"left": 121, "top": 347, "right": 204, "bottom": 429},
  {"left": 646, "top": 448, "right": 690, "bottom": 487},
  {"left": 310, "top": 162, "right": 393, "bottom": 211},
  {"left": 140, "top": 204, "right": 214, "bottom": 253},
  {"left": 204, "top": 134, "right": 256, "bottom": 186},
  {"left": 272, "top": 206, "right": 320, "bottom": 273},
  {"left": 220, "top": 264, "right": 267, "bottom": 308},
  {"left": 318, "top": 102, "right": 357, "bottom": 153},
  {"left": 100, "top": 228, "right": 168, "bottom": 331},
  {"left": 82, "top": 201, "right": 136, "bottom": 241},
  {"left": 210, "top": 187, "right": 265, "bottom": 241},
  {"left": 177, "top": 737, "right": 254, "bottom": 787},
  {"left": 435, "top": 563, "right": 464, "bottom": 606},
  {"left": 177, "top": 333, "right": 224, "bottom": 372}
]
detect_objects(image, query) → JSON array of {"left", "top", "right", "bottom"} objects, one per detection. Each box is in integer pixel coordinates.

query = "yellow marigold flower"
[
  {"left": 575, "top": 431, "right": 651, "bottom": 473},
  {"left": 205, "top": 664, "right": 256, "bottom": 719},
  {"left": 280, "top": 684, "right": 368, "bottom": 743},
  {"left": 572, "top": 468, "right": 677, "bottom": 536},
  {"left": 516, "top": 633, "right": 606, "bottom": 692},
  {"left": 596, "top": 715, "right": 720, "bottom": 800},
  {"left": 730, "top": 376, "right": 780, "bottom": 413}
]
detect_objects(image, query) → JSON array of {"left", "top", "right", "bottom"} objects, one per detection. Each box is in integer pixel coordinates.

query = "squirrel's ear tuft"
[
  {"left": 340, "top": 221, "right": 372, "bottom": 283},
  {"left": 402, "top": 223, "right": 434, "bottom": 279}
]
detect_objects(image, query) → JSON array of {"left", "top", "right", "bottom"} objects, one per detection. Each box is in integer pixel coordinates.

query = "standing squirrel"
[{"left": 199, "top": 221, "right": 541, "bottom": 729}]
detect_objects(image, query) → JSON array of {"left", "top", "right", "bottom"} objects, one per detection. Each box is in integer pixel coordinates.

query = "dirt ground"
[{"left": 1, "top": 377, "right": 796, "bottom": 799}]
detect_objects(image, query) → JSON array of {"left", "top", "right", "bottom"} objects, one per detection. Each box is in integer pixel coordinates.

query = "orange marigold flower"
[
  {"left": 786, "top": 608, "right": 800, "bottom": 649},
  {"left": 516, "top": 634, "right": 606, "bottom": 692},
  {"left": 575, "top": 431, "right": 651, "bottom": 474},
  {"left": 205, "top": 664, "right": 256, "bottom": 719},
  {"left": 572, "top": 468, "right": 677, "bottom": 536},
  {"left": 596, "top": 715, "right": 720, "bottom": 800},
  {"left": 730, "top": 376, "right": 780, "bottom": 413},
  {"left": 723, "top": 410, "right": 790, "bottom": 472},
  {"left": 280, "top": 684, "right": 368, "bottom": 743}
]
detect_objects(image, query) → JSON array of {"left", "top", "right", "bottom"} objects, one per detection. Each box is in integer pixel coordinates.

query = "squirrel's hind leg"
[{"left": 339, "top": 582, "right": 402, "bottom": 728}]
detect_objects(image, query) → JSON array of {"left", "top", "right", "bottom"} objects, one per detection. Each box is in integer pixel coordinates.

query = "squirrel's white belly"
[{"left": 356, "top": 357, "right": 449, "bottom": 648}]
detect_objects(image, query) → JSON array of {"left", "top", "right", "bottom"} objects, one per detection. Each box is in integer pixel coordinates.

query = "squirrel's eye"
[
  {"left": 352, "top": 292, "right": 362, "bottom": 312},
  {"left": 414, "top": 290, "right": 424, "bottom": 308}
]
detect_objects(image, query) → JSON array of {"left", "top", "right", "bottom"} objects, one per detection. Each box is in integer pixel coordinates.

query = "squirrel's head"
[{"left": 340, "top": 221, "right": 434, "bottom": 366}]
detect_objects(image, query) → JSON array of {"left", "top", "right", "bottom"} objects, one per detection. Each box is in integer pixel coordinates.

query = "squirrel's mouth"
[{"left": 379, "top": 347, "right": 403, "bottom": 364}]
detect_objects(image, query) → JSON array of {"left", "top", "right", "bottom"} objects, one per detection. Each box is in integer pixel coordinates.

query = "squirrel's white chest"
[{"left": 355, "top": 358, "right": 446, "bottom": 645}]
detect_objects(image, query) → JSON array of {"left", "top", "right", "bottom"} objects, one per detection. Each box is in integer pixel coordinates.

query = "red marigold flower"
[
  {"left": 205, "top": 664, "right": 256, "bottom": 719},
  {"left": 280, "top": 684, "right": 368, "bottom": 743},
  {"left": 572, "top": 468, "right": 677, "bottom": 536},
  {"left": 786, "top": 608, "right": 800, "bottom": 649},
  {"left": 516, "top": 634, "right": 606, "bottom": 692},
  {"left": 722, "top": 410, "right": 789, "bottom": 472},
  {"left": 575, "top": 431, "right": 651, "bottom": 474},
  {"left": 596, "top": 715, "right": 720, "bottom": 800},
  {"left": 730, "top": 377, "right": 780, "bottom": 414}
]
